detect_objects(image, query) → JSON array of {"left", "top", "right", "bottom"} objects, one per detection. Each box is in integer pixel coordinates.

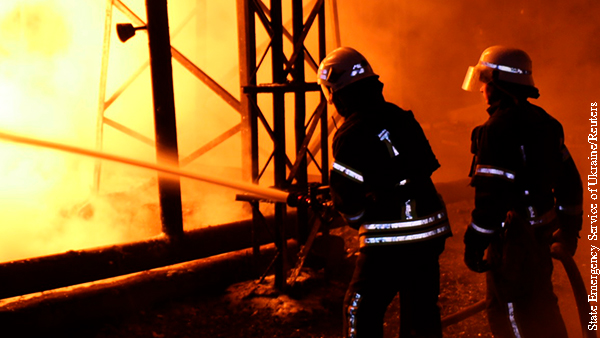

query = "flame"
[
  {"left": 0, "top": 0, "right": 127, "bottom": 262},
  {"left": 0, "top": 0, "right": 255, "bottom": 262},
  {"left": 0, "top": 0, "right": 324, "bottom": 263}
]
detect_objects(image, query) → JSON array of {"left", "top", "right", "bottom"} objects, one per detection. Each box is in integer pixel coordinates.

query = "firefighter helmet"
[
  {"left": 462, "top": 46, "right": 534, "bottom": 92},
  {"left": 317, "top": 47, "right": 378, "bottom": 103}
]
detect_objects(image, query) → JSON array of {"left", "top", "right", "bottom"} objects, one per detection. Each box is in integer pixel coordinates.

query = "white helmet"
[
  {"left": 462, "top": 46, "right": 534, "bottom": 92},
  {"left": 317, "top": 47, "right": 378, "bottom": 103}
]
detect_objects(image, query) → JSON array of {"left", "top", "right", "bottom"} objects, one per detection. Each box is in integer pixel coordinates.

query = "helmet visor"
[
  {"left": 462, "top": 65, "right": 495, "bottom": 92},
  {"left": 462, "top": 66, "right": 483, "bottom": 92}
]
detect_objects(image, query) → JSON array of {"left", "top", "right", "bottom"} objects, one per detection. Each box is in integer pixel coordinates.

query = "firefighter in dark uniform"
[
  {"left": 317, "top": 47, "right": 452, "bottom": 338},
  {"left": 461, "top": 46, "right": 583, "bottom": 338}
]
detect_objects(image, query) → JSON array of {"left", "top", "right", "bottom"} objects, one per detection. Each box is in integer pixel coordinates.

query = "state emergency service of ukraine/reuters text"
[{"left": 588, "top": 101, "right": 598, "bottom": 331}]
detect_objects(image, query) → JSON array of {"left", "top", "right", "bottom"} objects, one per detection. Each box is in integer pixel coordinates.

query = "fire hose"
[
  {"left": 551, "top": 243, "right": 597, "bottom": 338},
  {"left": 442, "top": 243, "right": 595, "bottom": 338},
  {"left": 0, "top": 130, "right": 291, "bottom": 204}
]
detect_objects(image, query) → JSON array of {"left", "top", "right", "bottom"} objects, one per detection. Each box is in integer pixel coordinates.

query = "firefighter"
[
  {"left": 461, "top": 46, "right": 583, "bottom": 337},
  {"left": 317, "top": 47, "right": 452, "bottom": 338}
]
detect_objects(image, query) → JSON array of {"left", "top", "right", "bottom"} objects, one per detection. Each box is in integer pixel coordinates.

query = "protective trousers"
[
  {"left": 486, "top": 213, "right": 569, "bottom": 338},
  {"left": 343, "top": 240, "right": 445, "bottom": 338}
]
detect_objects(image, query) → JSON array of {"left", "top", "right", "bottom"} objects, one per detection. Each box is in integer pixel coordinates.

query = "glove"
[
  {"left": 552, "top": 228, "right": 579, "bottom": 256},
  {"left": 463, "top": 225, "right": 492, "bottom": 273},
  {"left": 464, "top": 246, "right": 490, "bottom": 273},
  {"left": 554, "top": 208, "right": 582, "bottom": 256}
]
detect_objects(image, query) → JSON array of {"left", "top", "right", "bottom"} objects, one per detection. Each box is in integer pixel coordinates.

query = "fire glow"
[
  {"left": 0, "top": 0, "right": 251, "bottom": 262},
  {"left": 0, "top": 0, "right": 113, "bottom": 262}
]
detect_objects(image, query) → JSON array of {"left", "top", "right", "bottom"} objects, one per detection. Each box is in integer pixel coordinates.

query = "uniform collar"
[{"left": 486, "top": 98, "right": 529, "bottom": 116}]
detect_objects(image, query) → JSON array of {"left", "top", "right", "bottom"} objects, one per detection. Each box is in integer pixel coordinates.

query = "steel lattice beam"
[{"left": 236, "top": 0, "right": 329, "bottom": 290}]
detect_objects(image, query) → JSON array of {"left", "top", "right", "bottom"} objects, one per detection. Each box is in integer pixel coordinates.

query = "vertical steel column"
[
  {"left": 270, "top": 0, "right": 288, "bottom": 290},
  {"left": 237, "top": 0, "right": 260, "bottom": 258},
  {"left": 292, "top": 0, "right": 309, "bottom": 243},
  {"left": 330, "top": 0, "right": 341, "bottom": 48},
  {"left": 145, "top": 0, "right": 184, "bottom": 238},
  {"left": 319, "top": 0, "right": 329, "bottom": 186},
  {"left": 237, "top": 0, "right": 259, "bottom": 184},
  {"left": 236, "top": 0, "right": 328, "bottom": 290},
  {"left": 94, "top": 0, "right": 114, "bottom": 193}
]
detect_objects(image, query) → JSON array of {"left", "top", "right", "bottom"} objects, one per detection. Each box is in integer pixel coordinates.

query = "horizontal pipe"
[
  {"left": 0, "top": 130, "right": 289, "bottom": 203},
  {"left": 0, "top": 213, "right": 297, "bottom": 300},
  {"left": 242, "top": 82, "right": 320, "bottom": 94},
  {"left": 0, "top": 240, "right": 298, "bottom": 335}
]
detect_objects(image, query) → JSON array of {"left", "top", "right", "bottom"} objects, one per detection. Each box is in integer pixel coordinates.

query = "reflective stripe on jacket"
[
  {"left": 468, "top": 101, "right": 583, "bottom": 235},
  {"left": 330, "top": 101, "right": 451, "bottom": 246},
  {"left": 359, "top": 208, "right": 451, "bottom": 248}
]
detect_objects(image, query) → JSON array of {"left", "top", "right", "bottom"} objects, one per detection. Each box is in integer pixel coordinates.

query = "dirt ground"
[
  {"left": 66, "top": 199, "right": 488, "bottom": 338},
  {"left": 61, "top": 187, "right": 582, "bottom": 338}
]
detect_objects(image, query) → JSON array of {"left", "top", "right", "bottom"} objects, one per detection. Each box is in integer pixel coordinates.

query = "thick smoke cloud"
[{"left": 336, "top": 0, "right": 599, "bottom": 181}]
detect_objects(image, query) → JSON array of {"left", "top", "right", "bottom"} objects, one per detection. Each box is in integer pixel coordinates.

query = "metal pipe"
[
  {"left": 94, "top": 0, "right": 114, "bottom": 193},
  {"left": 270, "top": 0, "right": 288, "bottom": 290},
  {"left": 330, "top": 0, "right": 341, "bottom": 48},
  {"left": 292, "top": 0, "right": 309, "bottom": 244},
  {"left": 318, "top": 1, "right": 329, "bottom": 186},
  {"left": 236, "top": 0, "right": 259, "bottom": 183},
  {"left": 0, "top": 214, "right": 297, "bottom": 300},
  {"left": 0, "top": 130, "right": 290, "bottom": 203},
  {"left": 145, "top": 0, "right": 184, "bottom": 238},
  {"left": 0, "top": 241, "right": 294, "bottom": 333}
]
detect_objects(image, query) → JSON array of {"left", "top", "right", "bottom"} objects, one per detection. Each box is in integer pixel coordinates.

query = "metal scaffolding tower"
[
  {"left": 96, "top": 0, "right": 246, "bottom": 239},
  {"left": 237, "top": 0, "right": 329, "bottom": 289},
  {"left": 95, "top": 0, "right": 334, "bottom": 290}
]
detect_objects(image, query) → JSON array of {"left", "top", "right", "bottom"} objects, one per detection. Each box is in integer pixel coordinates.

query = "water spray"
[{"left": 0, "top": 130, "right": 290, "bottom": 204}]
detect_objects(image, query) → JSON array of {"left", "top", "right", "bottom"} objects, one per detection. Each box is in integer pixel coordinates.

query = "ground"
[
  {"left": 53, "top": 189, "right": 582, "bottom": 338},
  {"left": 73, "top": 198, "right": 496, "bottom": 338}
]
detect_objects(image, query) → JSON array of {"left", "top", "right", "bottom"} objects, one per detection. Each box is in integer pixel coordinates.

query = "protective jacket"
[
  {"left": 330, "top": 99, "right": 451, "bottom": 250},
  {"left": 465, "top": 98, "right": 583, "bottom": 338},
  {"left": 467, "top": 99, "right": 583, "bottom": 245}
]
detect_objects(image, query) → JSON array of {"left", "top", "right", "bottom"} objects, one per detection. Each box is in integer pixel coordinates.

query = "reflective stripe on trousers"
[
  {"left": 346, "top": 293, "right": 362, "bottom": 338},
  {"left": 474, "top": 164, "right": 516, "bottom": 181},
  {"left": 360, "top": 211, "right": 447, "bottom": 233},
  {"left": 359, "top": 210, "right": 450, "bottom": 248},
  {"left": 508, "top": 302, "right": 523, "bottom": 338},
  {"left": 359, "top": 224, "right": 451, "bottom": 248}
]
